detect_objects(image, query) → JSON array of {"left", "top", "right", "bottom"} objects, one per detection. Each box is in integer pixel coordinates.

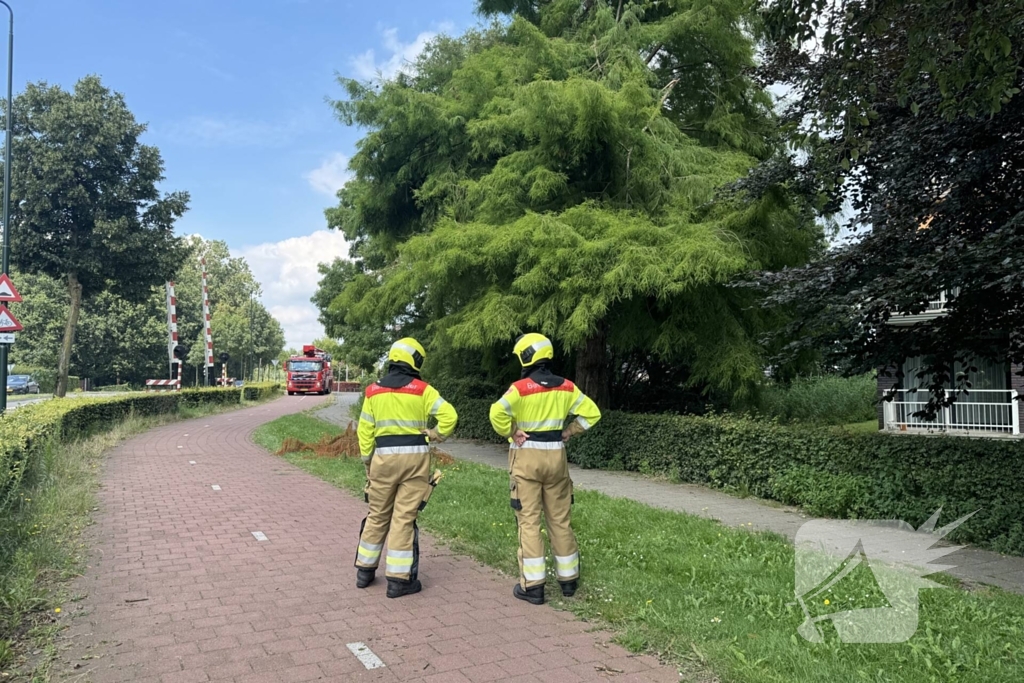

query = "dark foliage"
[{"left": 751, "top": 0, "right": 1024, "bottom": 414}]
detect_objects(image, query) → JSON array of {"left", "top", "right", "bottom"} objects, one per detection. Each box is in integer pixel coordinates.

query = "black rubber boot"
[
  {"left": 386, "top": 578, "right": 422, "bottom": 598},
  {"left": 559, "top": 580, "right": 578, "bottom": 597},
  {"left": 356, "top": 569, "right": 376, "bottom": 589},
  {"left": 513, "top": 583, "right": 545, "bottom": 605}
]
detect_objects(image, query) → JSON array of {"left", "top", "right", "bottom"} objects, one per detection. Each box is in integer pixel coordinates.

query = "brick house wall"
[{"left": 877, "top": 367, "right": 899, "bottom": 431}]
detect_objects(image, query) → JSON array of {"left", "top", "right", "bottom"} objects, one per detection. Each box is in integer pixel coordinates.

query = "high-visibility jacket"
[
  {"left": 489, "top": 378, "right": 602, "bottom": 446},
  {"left": 358, "top": 379, "right": 458, "bottom": 458}
]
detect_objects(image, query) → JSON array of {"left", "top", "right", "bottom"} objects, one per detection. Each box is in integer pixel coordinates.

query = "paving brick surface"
[{"left": 60, "top": 396, "right": 678, "bottom": 682}]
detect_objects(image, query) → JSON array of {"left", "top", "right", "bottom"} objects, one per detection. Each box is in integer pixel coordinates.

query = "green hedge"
[
  {"left": 447, "top": 398, "right": 507, "bottom": 443},
  {"left": 243, "top": 382, "right": 282, "bottom": 401},
  {"left": 430, "top": 375, "right": 507, "bottom": 443},
  {"left": 1, "top": 384, "right": 281, "bottom": 517},
  {"left": 567, "top": 411, "right": 1024, "bottom": 555}
]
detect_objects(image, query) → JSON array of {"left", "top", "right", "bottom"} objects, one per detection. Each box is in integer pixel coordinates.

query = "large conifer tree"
[{"left": 324, "top": 2, "right": 820, "bottom": 406}]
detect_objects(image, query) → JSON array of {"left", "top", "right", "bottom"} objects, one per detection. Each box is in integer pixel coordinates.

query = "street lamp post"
[{"left": 0, "top": 1, "right": 14, "bottom": 416}]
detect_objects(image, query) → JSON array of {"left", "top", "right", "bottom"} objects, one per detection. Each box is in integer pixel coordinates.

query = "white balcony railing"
[
  {"left": 926, "top": 291, "right": 951, "bottom": 312},
  {"left": 883, "top": 389, "right": 1020, "bottom": 435}
]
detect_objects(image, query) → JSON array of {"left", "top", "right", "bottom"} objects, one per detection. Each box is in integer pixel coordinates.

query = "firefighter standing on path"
[
  {"left": 489, "top": 333, "right": 602, "bottom": 605},
  {"left": 355, "top": 338, "right": 458, "bottom": 598}
]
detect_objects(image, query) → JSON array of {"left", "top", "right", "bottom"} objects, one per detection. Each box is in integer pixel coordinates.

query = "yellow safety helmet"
[
  {"left": 513, "top": 333, "right": 554, "bottom": 368},
  {"left": 388, "top": 337, "right": 426, "bottom": 371}
]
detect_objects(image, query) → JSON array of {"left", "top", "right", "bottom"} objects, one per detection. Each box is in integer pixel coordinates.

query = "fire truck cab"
[{"left": 286, "top": 345, "right": 333, "bottom": 396}]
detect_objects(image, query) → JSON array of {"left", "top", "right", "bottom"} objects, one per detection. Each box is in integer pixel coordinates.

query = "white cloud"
[
  {"left": 159, "top": 113, "right": 311, "bottom": 148},
  {"left": 351, "top": 25, "right": 453, "bottom": 81},
  {"left": 304, "top": 152, "right": 353, "bottom": 197},
  {"left": 235, "top": 230, "right": 350, "bottom": 349}
]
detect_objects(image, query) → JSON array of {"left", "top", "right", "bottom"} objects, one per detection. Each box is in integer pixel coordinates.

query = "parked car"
[{"left": 6, "top": 374, "right": 41, "bottom": 395}]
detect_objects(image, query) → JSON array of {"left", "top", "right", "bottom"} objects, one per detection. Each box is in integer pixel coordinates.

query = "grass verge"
[
  {"left": 255, "top": 413, "right": 1024, "bottom": 683},
  {"left": 835, "top": 420, "right": 880, "bottom": 434},
  {"left": 0, "top": 399, "right": 263, "bottom": 680}
]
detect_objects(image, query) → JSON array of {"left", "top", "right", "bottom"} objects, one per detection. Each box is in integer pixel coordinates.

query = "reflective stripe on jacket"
[
  {"left": 358, "top": 379, "right": 458, "bottom": 458},
  {"left": 488, "top": 378, "right": 601, "bottom": 442}
]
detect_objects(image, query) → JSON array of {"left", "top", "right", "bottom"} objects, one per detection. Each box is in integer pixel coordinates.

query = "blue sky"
[{"left": 14, "top": 0, "right": 478, "bottom": 346}]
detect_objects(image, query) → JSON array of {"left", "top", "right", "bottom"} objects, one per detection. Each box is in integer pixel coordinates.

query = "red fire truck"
[{"left": 286, "top": 345, "right": 333, "bottom": 395}]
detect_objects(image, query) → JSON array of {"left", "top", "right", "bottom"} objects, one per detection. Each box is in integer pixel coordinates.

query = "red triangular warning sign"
[
  {"left": 0, "top": 304, "right": 22, "bottom": 332},
  {"left": 0, "top": 273, "right": 21, "bottom": 302}
]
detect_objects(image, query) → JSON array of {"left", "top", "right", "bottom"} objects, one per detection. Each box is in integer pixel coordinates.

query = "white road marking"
[
  {"left": 189, "top": 461, "right": 196, "bottom": 465},
  {"left": 251, "top": 531, "right": 268, "bottom": 542},
  {"left": 177, "top": 446, "right": 183, "bottom": 449},
  {"left": 211, "top": 485, "right": 221, "bottom": 491},
  {"left": 346, "top": 642, "right": 385, "bottom": 669}
]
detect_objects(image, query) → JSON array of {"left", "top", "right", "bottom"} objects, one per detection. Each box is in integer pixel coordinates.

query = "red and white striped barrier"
[
  {"left": 146, "top": 378, "right": 181, "bottom": 391},
  {"left": 165, "top": 281, "right": 178, "bottom": 360},
  {"left": 147, "top": 357, "right": 182, "bottom": 392}
]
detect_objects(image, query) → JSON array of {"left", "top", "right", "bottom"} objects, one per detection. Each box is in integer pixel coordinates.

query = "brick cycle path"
[{"left": 59, "top": 396, "right": 679, "bottom": 683}]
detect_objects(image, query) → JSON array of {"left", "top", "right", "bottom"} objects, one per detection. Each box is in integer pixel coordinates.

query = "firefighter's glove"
[
  {"left": 421, "top": 428, "right": 445, "bottom": 443},
  {"left": 563, "top": 421, "right": 586, "bottom": 441}
]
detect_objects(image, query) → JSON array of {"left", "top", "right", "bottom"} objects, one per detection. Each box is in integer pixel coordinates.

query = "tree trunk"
[
  {"left": 57, "top": 272, "right": 83, "bottom": 398},
  {"left": 575, "top": 327, "right": 611, "bottom": 409}
]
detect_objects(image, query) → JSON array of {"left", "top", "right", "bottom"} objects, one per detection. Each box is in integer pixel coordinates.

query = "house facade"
[{"left": 877, "top": 292, "right": 1023, "bottom": 437}]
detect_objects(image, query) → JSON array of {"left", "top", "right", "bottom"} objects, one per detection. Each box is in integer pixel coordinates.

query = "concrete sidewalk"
[
  {"left": 318, "top": 395, "right": 1024, "bottom": 593},
  {"left": 60, "top": 394, "right": 678, "bottom": 683}
]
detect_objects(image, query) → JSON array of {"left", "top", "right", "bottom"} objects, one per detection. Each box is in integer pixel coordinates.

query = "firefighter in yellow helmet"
[
  {"left": 355, "top": 338, "right": 458, "bottom": 598},
  {"left": 489, "top": 333, "right": 601, "bottom": 604}
]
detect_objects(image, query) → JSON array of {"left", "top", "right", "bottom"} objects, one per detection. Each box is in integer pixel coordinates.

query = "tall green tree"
[
  {"left": 172, "top": 236, "right": 272, "bottom": 382},
  {"left": 209, "top": 301, "right": 285, "bottom": 381},
  {"left": 312, "top": 258, "right": 390, "bottom": 373},
  {"left": 753, "top": 0, "right": 1024, "bottom": 412},
  {"left": 6, "top": 237, "right": 287, "bottom": 388},
  {"left": 74, "top": 291, "right": 167, "bottom": 386},
  {"left": 324, "top": 3, "right": 819, "bottom": 406},
  {"left": 4, "top": 269, "right": 65, "bottom": 371},
  {"left": 3, "top": 76, "right": 189, "bottom": 396}
]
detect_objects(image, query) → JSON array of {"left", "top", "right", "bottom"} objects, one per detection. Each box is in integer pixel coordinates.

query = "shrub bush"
[
  {"left": 431, "top": 375, "right": 509, "bottom": 443},
  {"left": 756, "top": 374, "right": 876, "bottom": 425},
  {"left": 446, "top": 398, "right": 508, "bottom": 443},
  {"left": 566, "top": 411, "right": 1024, "bottom": 555},
  {"left": 243, "top": 382, "right": 282, "bottom": 402},
  {"left": 0, "top": 385, "right": 280, "bottom": 517}
]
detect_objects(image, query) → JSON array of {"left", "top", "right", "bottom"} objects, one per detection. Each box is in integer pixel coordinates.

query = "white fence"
[{"left": 883, "top": 389, "right": 1020, "bottom": 435}]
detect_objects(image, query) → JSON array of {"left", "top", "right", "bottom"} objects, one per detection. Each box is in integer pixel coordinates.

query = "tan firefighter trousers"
[
  {"left": 355, "top": 452, "right": 431, "bottom": 581},
  {"left": 509, "top": 445, "right": 580, "bottom": 589}
]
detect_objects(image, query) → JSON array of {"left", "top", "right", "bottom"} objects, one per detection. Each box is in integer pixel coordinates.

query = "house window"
[{"left": 899, "top": 356, "right": 1008, "bottom": 394}]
